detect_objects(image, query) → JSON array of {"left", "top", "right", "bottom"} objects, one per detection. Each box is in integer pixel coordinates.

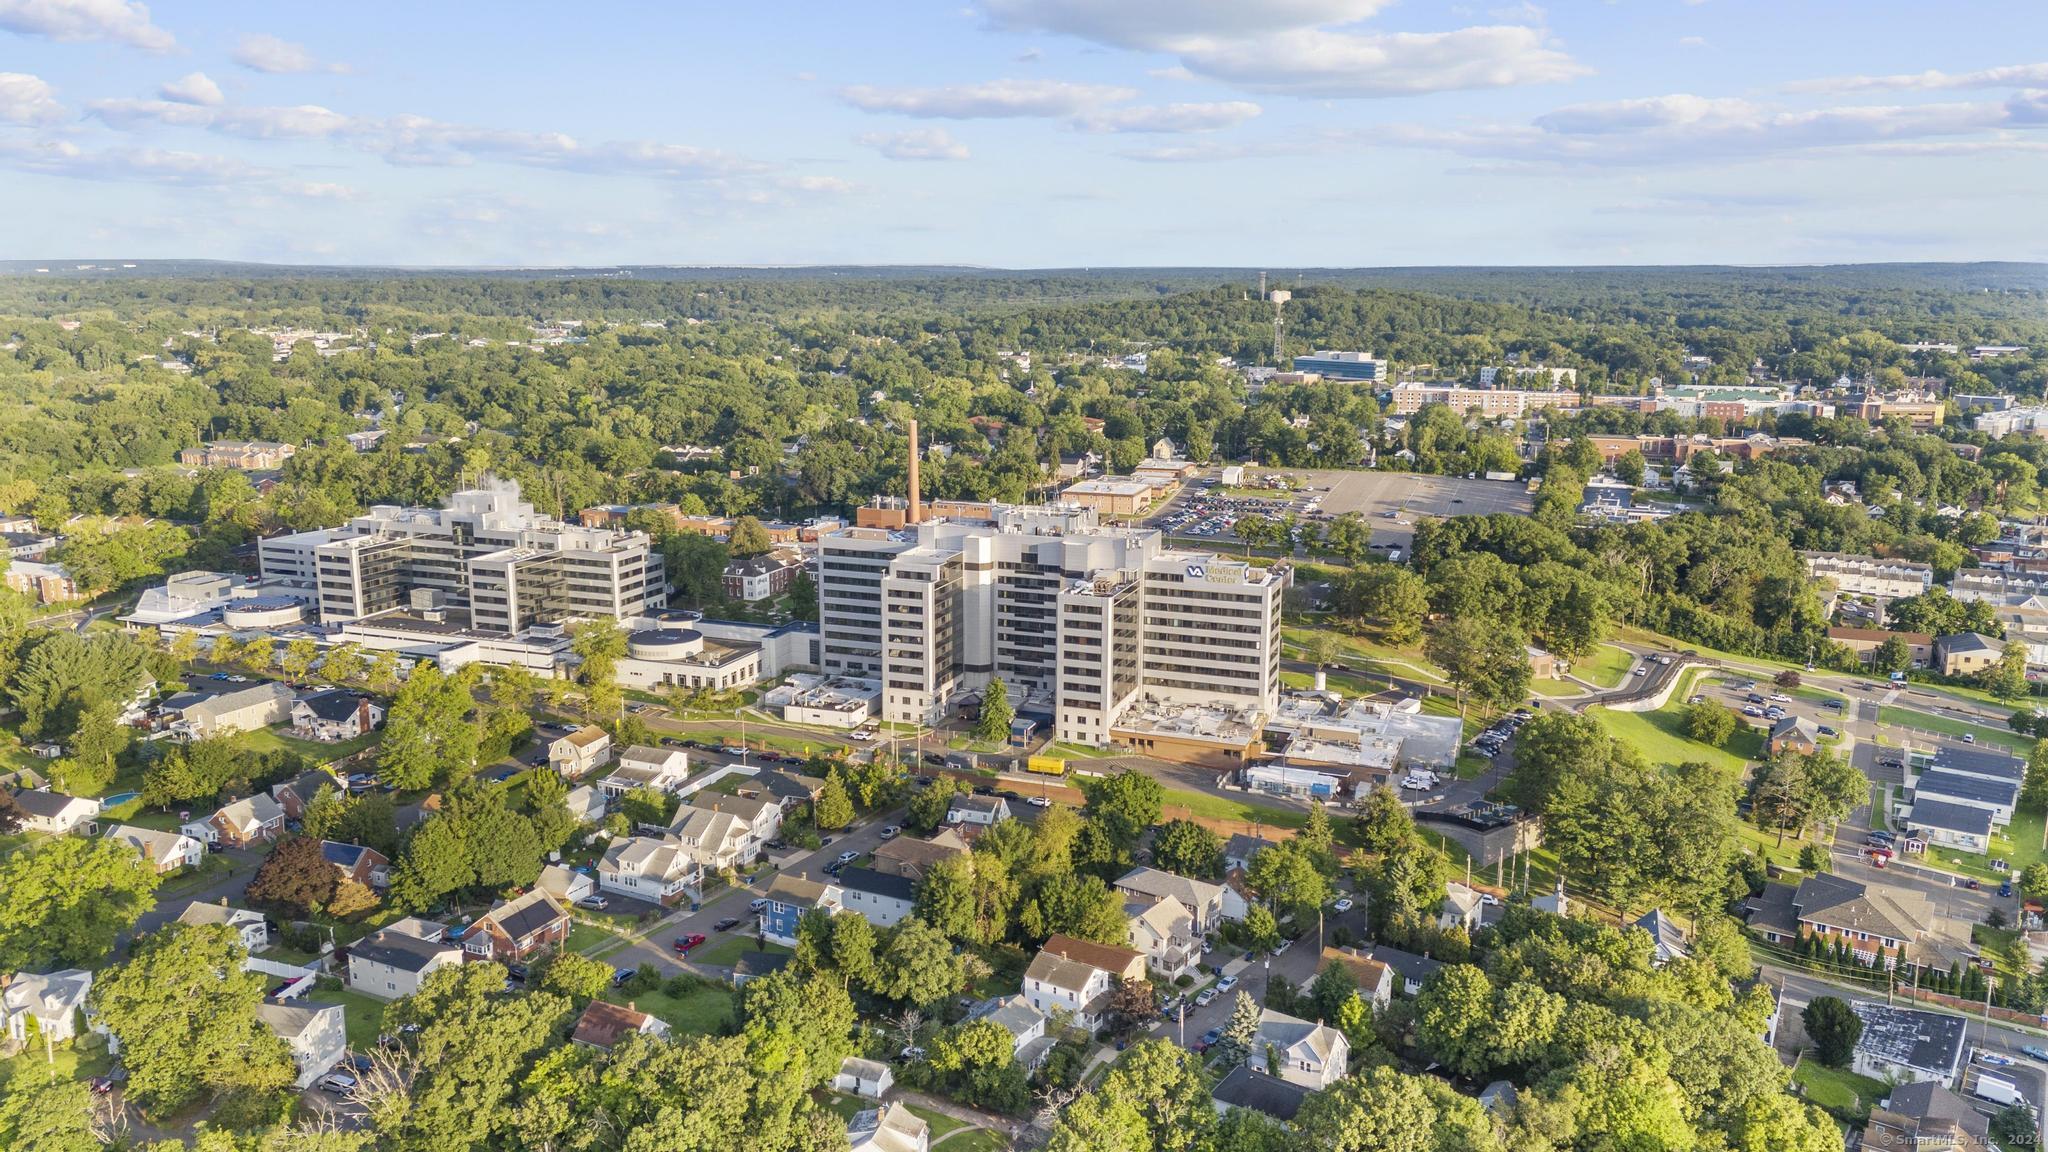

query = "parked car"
[
  {"left": 1216, "top": 975, "right": 1239, "bottom": 993},
  {"left": 575, "top": 895, "right": 610, "bottom": 911},
  {"left": 674, "top": 933, "right": 707, "bottom": 955},
  {"left": 899, "top": 1045, "right": 927, "bottom": 1061},
  {"left": 1818, "top": 726, "right": 1838, "bottom": 737},
  {"left": 1982, "top": 1052, "right": 2015, "bottom": 1066},
  {"left": 879, "top": 826, "right": 900, "bottom": 840},
  {"left": 835, "top": 850, "right": 860, "bottom": 865},
  {"left": 1197, "top": 1027, "right": 1223, "bottom": 1051},
  {"left": 612, "top": 967, "right": 637, "bottom": 987},
  {"left": 712, "top": 917, "right": 741, "bottom": 932},
  {"left": 749, "top": 898, "right": 769, "bottom": 913},
  {"left": 2022, "top": 1045, "right": 2048, "bottom": 1061},
  {"left": 1331, "top": 897, "right": 1355, "bottom": 913},
  {"left": 1028, "top": 796, "right": 1051, "bottom": 808},
  {"left": 1195, "top": 988, "right": 1219, "bottom": 1007},
  {"left": 317, "top": 1072, "right": 358, "bottom": 1097}
]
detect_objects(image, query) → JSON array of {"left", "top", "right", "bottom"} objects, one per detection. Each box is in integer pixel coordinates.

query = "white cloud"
[
  {"left": 1169, "top": 25, "right": 1588, "bottom": 98},
  {"left": 231, "top": 33, "right": 348, "bottom": 75},
  {"left": 777, "top": 174, "right": 858, "bottom": 194},
  {"left": 859, "top": 128, "right": 972, "bottom": 161},
  {"left": 0, "top": 0, "right": 173, "bottom": 52},
  {"left": 0, "top": 72, "right": 64, "bottom": 125},
  {"left": 1382, "top": 91, "right": 2045, "bottom": 167},
  {"left": 89, "top": 98, "right": 352, "bottom": 139},
  {"left": 158, "top": 72, "right": 223, "bottom": 106},
  {"left": 1072, "top": 100, "right": 1260, "bottom": 133},
  {"left": 980, "top": 0, "right": 1581, "bottom": 99},
  {"left": 0, "top": 137, "right": 275, "bottom": 186},
  {"left": 1789, "top": 62, "right": 2048, "bottom": 94},
  {"left": 285, "top": 181, "right": 358, "bottom": 200},
  {"left": 1678, "top": 36, "right": 1708, "bottom": 48},
  {"left": 841, "top": 78, "right": 1136, "bottom": 118},
  {"left": 981, "top": 0, "right": 1391, "bottom": 48}
]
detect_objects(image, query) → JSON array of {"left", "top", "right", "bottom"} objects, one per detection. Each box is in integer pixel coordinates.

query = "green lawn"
[
  {"left": 1280, "top": 626, "right": 1448, "bottom": 685},
  {"left": 691, "top": 934, "right": 790, "bottom": 969},
  {"left": 1877, "top": 706, "right": 2030, "bottom": 752},
  {"left": 904, "top": 1104, "right": 970, "bottom": 1142},
  {"left": 604, "top": 982, "right": 733, "bottom": 1036},
  {"left": 935, "top": 1129, "right": 1008, "bottom": 1152},
  {"left": 307, "top": 987, "right": 390, "bottom": 1052},
  {"left": 1792, "top": 1059, "right": 1886, "bottom": 1118},
  {"left": 1571, "top": 644, "right": 1636, "bottom": 689},
  {"left": 1160, "top": 787, "right": 1307, "bottom": 830},
  {"left": 1279, "top": 667, "right": 1386, "bottom": 697},
  {"left": 242, "top": 725, "right": 383, "bottom": 763},
  {"left": 567, "top": 921, "right": 622, "bottom": 953},
  {"left": 1530, "top": 677, "right": 1586, "bottom": 698},
  {"left": 1588, "top": 703, "right": 1760, "bottom": 774},
  {"left": 0, "top": 1037, "right": 114, "bottom": 1091}
]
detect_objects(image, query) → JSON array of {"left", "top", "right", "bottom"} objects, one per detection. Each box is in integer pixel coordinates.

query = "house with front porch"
[
  {"left": 1114, "top": 866, "right": 1231, "bottom": 935},
  {"left": 1254, "top": 1008, "right": 1350, "bottom": 1089},
  {"left": 1021, "top": 934, "right": 1146, "bottom": 1033},
  {"left": 461, "top": 890, "right": 570, "bottom": 963},
  {"left": 598, "top": 836, "right": 703, "bottom": 907},
  {"left": 1126, "top": 894, "right": 1201, "bottom": 981}
]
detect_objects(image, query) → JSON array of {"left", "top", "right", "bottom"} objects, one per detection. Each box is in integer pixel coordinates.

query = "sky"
[{"left": 1, "top": 0, "right": 2046, "bottom": 267}]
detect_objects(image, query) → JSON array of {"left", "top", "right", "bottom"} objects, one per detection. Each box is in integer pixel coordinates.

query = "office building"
[
  {"left": 259, "top": 476, "right": 663, "bottom": 634},
  {"left": 1292, "top": 350, "right": 1388, "bottom": 382}
]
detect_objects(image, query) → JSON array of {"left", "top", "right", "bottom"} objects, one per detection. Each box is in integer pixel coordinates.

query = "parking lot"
[{"left": 1147, "top": 467, "right": 1532, "bottom": 551}]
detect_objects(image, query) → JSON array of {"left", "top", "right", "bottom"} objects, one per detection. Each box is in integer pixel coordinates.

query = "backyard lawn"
[
  {"left": 243, "top": 725, "right": 383, "bottom": 763},
  {"left": 307, "top": 987, "right": 390, "bottom": 1051},
  {"left": 566, "top": 921, "right": 622, "bottom": 953},
  {"left": 1791, "top": 1059, "right": 1886, "bottom": 1118},
  {"left": 691, "top": 934, "right": 790, "bottom": 969},
  {"left": 601, "top": 980, "right": 734, "bottom": 1037}
]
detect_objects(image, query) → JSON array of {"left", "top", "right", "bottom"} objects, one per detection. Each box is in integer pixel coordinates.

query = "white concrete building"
[{"left": 1802, "top": 552, "right": 1934, "bottom": 599}]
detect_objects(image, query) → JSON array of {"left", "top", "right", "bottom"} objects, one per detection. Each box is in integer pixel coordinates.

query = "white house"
[
  {"left": 565, "top": 784, "right": 607, "bottom": 826},
  {"left": 598, "top": 836, "right": 703, "bottom": 907},
  {"left": 549, "top": 727, "right": 614, "bottom": 779},
  {"left": 1126, "top": 895, "right": 1201, "bottom": 981},
  {"left": 1254, "top": 1008, "right": 1350, "bottom": 1090},
  {"left": 947, "top": 793, "right": 1011, "bottom": 827},
  {"left": 289, "top": 691, "right": 385, "bottom": 743},
  {"left": 175, "top": 901, "right": 269, "bottom": 952},
  {"left": 667, "top": 805, "right": 753, "bottom": 872},
  {"left": 682, "top": 792, "right": 782, "bottom": 862},
  {"left": 967, "top": 993, "right": 1050, "bottom": 1065},
  {"left": 1021, "top": 934, "right": 1147, "bottom": 1033},
  {"left": 847, "top": 1100, "right": 929, "bottom": 1152},
  {"left": 347, "top": 928, "right": 463, "bottom": 1000},
  {"left": 104, "top": 824, "right": 204, "bottom": 873},
  {"left": 1439, "top": 882, "right": 1485, "bottom": 933},
  {"left": 601, "top": 746, "right": 692, "bottom": 798},
  {"left": 833, "top": 867, "right": 917, "bottom": 930},
  {"left": 256, "top": 1001, "right": 347, "bottom": 1089},
  {"left": 536, "top": 863, "right": 597, "bottom": 906},
  {"left": 834, "top": 1056, "right": 894, "bottom": 1100},
  {"left": 174, "top": 681, "right": 297, "bottom": 738},
  {"left": 1114, "top": 866, "right": 1231, "bottom": 934},
  {"left": 2, "top": 968, "right": 94, "bottom": 1045},
  {"left": 1850, "top": 1003, "right": 1967, "bottom": 1087},
  {"left": 10, "top": 790, "right": 99, "bottom": 835}
]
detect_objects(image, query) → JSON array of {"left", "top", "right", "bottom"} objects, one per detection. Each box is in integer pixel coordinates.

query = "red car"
[{"left": 673, "top": 933, "right": 707, "bottom": 955}]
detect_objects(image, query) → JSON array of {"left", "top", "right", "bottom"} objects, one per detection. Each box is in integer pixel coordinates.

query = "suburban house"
[
  {"left": 947, "top": 793, "right": 1011, "bottom": 827},
  {"left": 256, "top": 1001, "right": 347, "bottom": 1089},
  {"left": 1934, "top": 633, "right": 2004, "bottom": 678},
  {"left": 1126, "top": 894, "right": 1202, "bottom": 980},
  {"left": 1633, "top": 910, "right": 1689, "bottom": 967},
  {"left": 537, "top": 863, "right": 598, "bottom": 906},
  {"left": 571, "top": 1000, "right": 670, "bottom": 1051},
  {"left": 565, "top": 785, "right": 606, "bottom": 826},
  {"left": 756, "top": 769, "right": 827, "bottom": 812},
  {"left": 322, "top": 841, "right": 390, "bottom": 889},
  {"left": 1355, "top": 946, "right": 1441, "bottom": 997},
  {"left": 2, "top": 969, "right": 94, "bottom": 1046},
  {"left": 461, "top": 890, "right": 570, "bottom": 963},
  {"left": 1851, "top": 1002, "right": 1968, "bottom": 1086},
  {"left": 175, "top": 901, "right": 269, "bottom": 952},
  {"left": 833, "top": 867, "right": 918, "bottom": 929},
  {"left": 834, "top": 1056, "right": 894, "bottom": 1100},
  {"left": 598, "top": 836, "right": 703, "bottom": 906},
  {"left": 1922, "top": 745, "right": 2025, "bottom": 787},
  {"left": 1317, "top": 947, "right": 1395, "bottom": 1011},
  {"left": 105, "top": 824, "right": 204, "bottom": 873},
  {"left": 761, "top": 874, "right": 833, "bottom": 947},
  {"left": 731, "top": 951, "right": 792, "bottom": 988},
  {"left": 1826, "top": 627, "right": 1933, "bottom": 668},
  {"left": 1223, "top": 834, "right": 1281, "bottom": 874},
  {"left": 871, "top": 828, "right": 971, "bottom": 880},
  {"left": 1021, "top": 934, "right": 1146, "bottom": 1032},
  {"left": 1905, "top": 799, "right": 1995, "bottom": 855},
  {"left": 1865, "top": 1082, "right": 1994, "bottom": 1151},
  {"left": 1253, "top": 1008, "right": 1351, "bottom": 1089},
  {"left": 289, "top": 691, "right": 384, "bottom": 743},
  {"left": 847, "top": 1100, "right": 928, "bottom": 1152},
  {"left": 549, "top": 727, "right": 614, "bottom": 779},
  {"left": 204, "top": 793, "right": 287, "bottom": 848},
  {"left": 1439, "top": 882, "right": 1486, "bottom": 933},
  {"left": 681, "top": 792, "right": 782, "bottom": 861},
  {"left": 1746, "top": 873, "right": 1937, "bottom": 968},
  {"left": 667, "top": 805, "right": 753, "bottom": 872},
  {"left": 270, "top": 768, "right": 340, "bottom": 820},
  {"left": 966, "top": 993, "right": 1052, "bottom": 1066},
  {"left": 602, "top": 746, "right": 692, "bottom": 798},
  {"left": 11, "top": 789, "right": 99, "bottom": 835},
  {"left": 1766, "top": 715, "right": 1822, "bottom": 757},
  {"left": 174, "top": 681, "right": 297, "bottom": 738},
  {"left": 347, "top": 928, "right": 463, "bottom": 1000},
  {"left": 1113, "top": 866, "right": 1230, "bottom": 935},
  {"left": 1211, "top": 1064, "right": 1314, "bottom": 1125},
  {"left": 1907, "top": 771, "right": 2018, "bottom": 826}
]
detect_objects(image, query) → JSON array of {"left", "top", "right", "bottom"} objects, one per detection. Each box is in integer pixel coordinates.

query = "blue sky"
[{"left": 1, "top": 0, "right": 2044, "bottom": 266}]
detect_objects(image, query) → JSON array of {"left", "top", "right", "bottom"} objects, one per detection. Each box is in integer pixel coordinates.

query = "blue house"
[{"left": 760, "top": 873, "right": 834, "bottom": 947}]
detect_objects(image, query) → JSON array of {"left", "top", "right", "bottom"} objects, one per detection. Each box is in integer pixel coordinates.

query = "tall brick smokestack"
[{"left": 907, "top": 419, "right": 922, "bottom": 525}]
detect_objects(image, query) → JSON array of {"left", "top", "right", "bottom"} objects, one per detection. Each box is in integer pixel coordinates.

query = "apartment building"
[
  {"left": 1387, "top": 383, "right": 1580, "bottom": 418},
  {"left": 179, "top": 441, "right": 296, "bottom": 470},
  {"left": 818, "top": 502, "right": 1282, "bottom": 742},
  {"left": 1801, "top": 552, "right": 1935, "bottom": 598},
  {"left": 1292, "top": 350, "right": 1387, "bottom": 382},
  {"left": 258, "top": 476, "right": 663, "bottom": 634}
]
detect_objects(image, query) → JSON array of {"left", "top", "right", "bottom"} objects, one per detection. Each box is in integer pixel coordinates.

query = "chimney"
[{"left": 906, "top": 419, "right": 922, "bottom": 525}]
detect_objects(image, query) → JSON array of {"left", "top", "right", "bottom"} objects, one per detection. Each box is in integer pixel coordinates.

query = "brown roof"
[
  {"left": 872, "top": 831, "right": 970, "bottom": 873},
  {"left": 571, "top": 1000, "right": 657, "bottom": 1050},
  {"left": 559, "top": 727, "right": 609, "bottom": 749},
  {"left": 1040, "top": 933, "right": 1143, "bottom": 975},
  {"left": 1319, "top": 946, "right": 1393, "bottom": 993}
]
